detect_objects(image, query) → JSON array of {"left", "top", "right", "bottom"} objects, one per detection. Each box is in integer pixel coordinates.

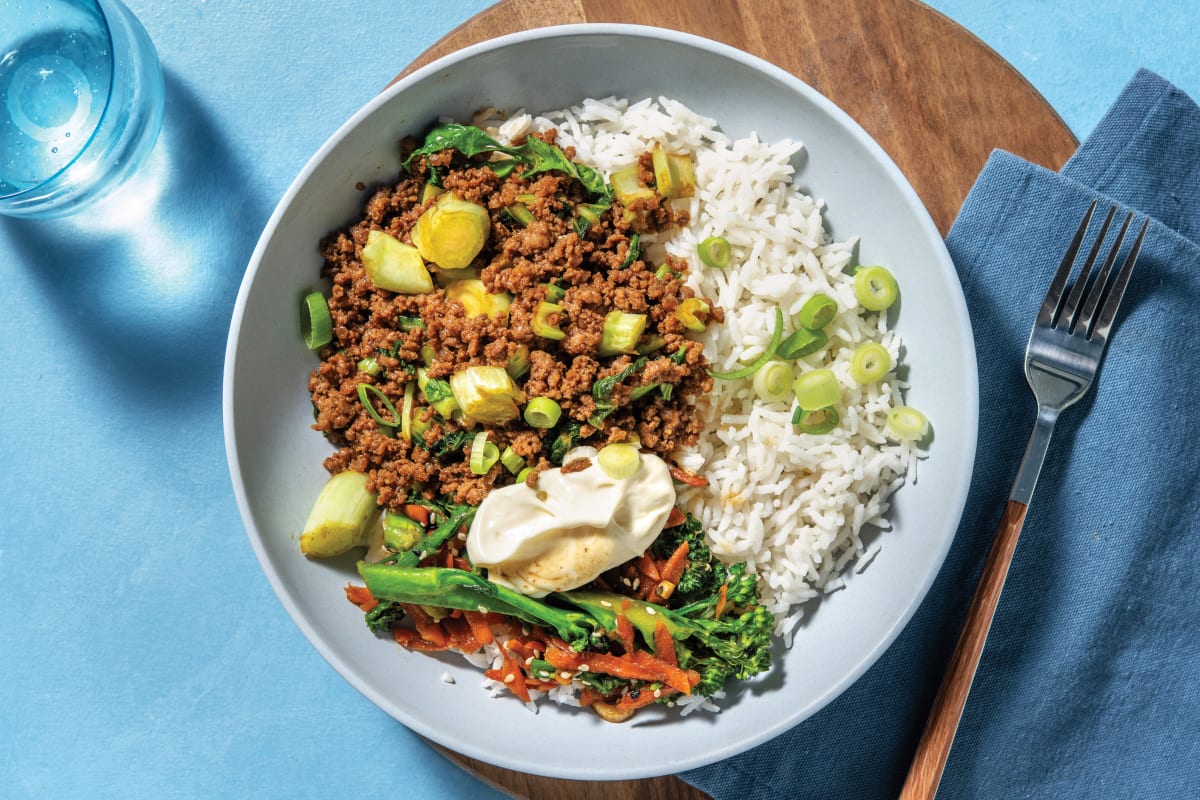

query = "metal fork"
[{"left": 899, "top": 201, "right": 1151, "bottom": 800}]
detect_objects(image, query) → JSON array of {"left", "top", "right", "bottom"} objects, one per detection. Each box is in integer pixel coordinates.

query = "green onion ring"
[
  {"left": 356, "top": 383, "right": 401, "bottom": 428},
  {"left": 792, "top": 368, "right": 841, "bottom": 411},
  {"left": 752, "top": 361, "right": 793, "bottom": 403},
  {"left": 524, "top": 396, "right": 562, "bottom": 429},
  {"left": 301, "top": 291, "right": 333, "bottom": 350},
  {"left": 792, "top": 406, "right": 840, "bottom": 435},
  {"left": 707, "top": 307, "right": 784, "bottom": 381},
  {"left": 886, "top": 405, "right": 929, "bottom": 441},
  {"left": 469, "top": 431, "right": 501, "bottom": 474},
  {"left": 697, "top": 236, "right": 731, "bottom": 269},
  {"left": 798, "top": 293, "right": 838, "bottom": 330},
  {"left": 849, "top": 342, "right": 891, "bottom": 384},
  {"left": 597, "top": 443, "right": 641, "bottom": 480}
]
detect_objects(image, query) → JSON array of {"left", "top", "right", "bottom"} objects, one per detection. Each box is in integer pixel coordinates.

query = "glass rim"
[{"left": 0, "top": 0, "right": 119, "bottom": 203}]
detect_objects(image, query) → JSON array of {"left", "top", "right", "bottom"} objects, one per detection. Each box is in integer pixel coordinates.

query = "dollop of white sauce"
[{"left": 466, "top": 446, "right": 676, "bottom": 597}]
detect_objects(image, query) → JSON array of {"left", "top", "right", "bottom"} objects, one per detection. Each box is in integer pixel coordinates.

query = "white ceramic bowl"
[{"left": 223, "top": 24, "right": 978, "bottom": 780}]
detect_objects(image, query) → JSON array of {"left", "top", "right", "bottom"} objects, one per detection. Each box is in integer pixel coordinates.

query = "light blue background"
[{"left": 1, "top": 2, "right": 1195, "bottom": 798}]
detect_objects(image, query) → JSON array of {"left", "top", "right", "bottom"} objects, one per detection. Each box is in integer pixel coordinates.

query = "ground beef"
[{"left": 308, "top": 130, "right": 719, "bottom": 509}]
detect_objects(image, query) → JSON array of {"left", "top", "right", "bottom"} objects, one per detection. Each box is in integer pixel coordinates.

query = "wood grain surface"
[
  {"left": 395, "top": 1, "right": 1078, "bottom": 798},
  {"left": 899, "top": 500, "right": 1030, "bottom": 800}
]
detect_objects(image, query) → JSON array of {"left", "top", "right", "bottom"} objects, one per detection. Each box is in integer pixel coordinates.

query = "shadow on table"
[{"left": 3, "top": 71, "right": 269, "bottom": 414}]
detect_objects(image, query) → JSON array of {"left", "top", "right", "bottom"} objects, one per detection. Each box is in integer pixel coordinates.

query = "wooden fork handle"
[{"left": 898, "top": 499, "right": 1029, "bottom": 800}]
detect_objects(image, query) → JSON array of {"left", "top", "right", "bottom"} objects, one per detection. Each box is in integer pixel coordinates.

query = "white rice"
[{"left": 489, "top": 97, "right": 921, "bottom": 639}]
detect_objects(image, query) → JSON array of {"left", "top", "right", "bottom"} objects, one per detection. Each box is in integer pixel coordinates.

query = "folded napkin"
[{"left": 683, "top": 69, "right": 1200, "bottom": 799}]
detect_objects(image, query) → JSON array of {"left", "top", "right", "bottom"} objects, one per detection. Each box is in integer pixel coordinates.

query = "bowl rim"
[{"left": 223, "top": 21, "right": 979, "bottom": 780}]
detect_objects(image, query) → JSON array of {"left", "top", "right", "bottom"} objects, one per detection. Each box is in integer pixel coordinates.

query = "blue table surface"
[{"left": 2, "top": 2, "right": 1195, "bottom": 798}]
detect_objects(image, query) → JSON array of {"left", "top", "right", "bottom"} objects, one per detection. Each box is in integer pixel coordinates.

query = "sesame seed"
[
  {"left": 503, "top": 674, "right": 515, "bottom": 684},
  {"left": 525, "top": 656, "right": 534, "bottom": 666},
  {"left": 579, "top": 664, "right": 590, "bottom": 672},
  {"left": 645, "top": 606, "right": 656, "bottom": 615},
  {"left": 600, "top": 600, "right": 613, "bottom": 608},
  {"left": 477, "top": 605, "right": 488, "bottom": 614},
  {"left": 560, "top": 671, "right": 571, "bottom": 680},
  {"left": 632, "top": 578, "right": 640, "bottom": 590},
  {"left": 653, "top": 689, "right": 662, "bottom": 698},
  {"left": 621, "top": 578, "right": 632, "bottom": 587}
]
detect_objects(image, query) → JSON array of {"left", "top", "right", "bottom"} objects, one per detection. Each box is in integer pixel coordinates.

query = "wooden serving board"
[{"left": 396, "top": 0, "right": 1078, "bottom": 797}]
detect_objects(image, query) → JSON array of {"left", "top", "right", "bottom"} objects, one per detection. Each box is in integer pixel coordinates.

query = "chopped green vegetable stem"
[{"left": 707, "top": 307, "right": 784, "bottom": 381}]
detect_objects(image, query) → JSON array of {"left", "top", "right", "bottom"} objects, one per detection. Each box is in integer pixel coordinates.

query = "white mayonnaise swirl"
[{"left": 466, "top": 447, "right": 676, "bottom": 597}]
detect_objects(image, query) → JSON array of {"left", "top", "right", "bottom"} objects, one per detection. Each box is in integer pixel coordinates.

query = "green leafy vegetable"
[
  {"left": 548, "top": 421, "right": 584, "bottom": 464},
  {"left": 378, "top": 504, "right": 476, "bottom": 569},
  {"left": 588, "top": 357, "right": 648, "bottom": 427},
  {"left": 618, "top": 234, "right": 641, "bottom": 270},
  {"left": 404, "top": 123, "right": 613, "bottom": 202}
]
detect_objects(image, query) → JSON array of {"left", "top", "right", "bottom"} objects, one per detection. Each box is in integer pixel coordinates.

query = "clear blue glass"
[{"left": 0, "top": 0, "right": 164, "bottom": 218}]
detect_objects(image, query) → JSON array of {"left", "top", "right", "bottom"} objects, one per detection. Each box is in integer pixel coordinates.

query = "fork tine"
[
  {"left": 1037, "top": 200, "right": 1098, "bottom": 327},
  {"left": 1074, "top": 211, "right": 1133, "bottom": 334},
  {"left": 1059, "top": 205, "right": 1117, "bottom": 329},
  {"left": 1091, "top": 216, "right": 1150, "bottom": 341}
]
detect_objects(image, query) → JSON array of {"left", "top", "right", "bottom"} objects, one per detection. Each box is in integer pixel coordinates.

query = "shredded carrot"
[
  {"left": 666, "top": 506, "right": 686, "bottom": 528},
  {"left": 638, "top": 553, "right": 661, "bottom": 582},
  {"left": 404, "top": 604, "right": 449, "bottom": 648},
  {"left": 544, "top": 640, "right": 585, "bottom": 670},
  {"left": 660, "top": 541, "right": 690, "bottom": 587},
  {"left": 652, "top": 620, "right": 677, "bottom": 668},
  {"left": 463, "top": 611, "right": 495, "bottom": 645},
  {"left": 668, "top": 465, "right": 709, "bottom": 486},
  {"left": 714, "top": 582, "right": 729, "bottom": 619},
  {"left": 629, "top": 649, "right": 691, "bottom": 694},
  {"left": 343, "top": 584, "right": 379, "bottom": 613},
  {"left": 442, "top": 616, "right": 481, "bottom": 652},
  {"left": 580, "top": 651, "right": 665, "bottom": 684},
  {"left": 393, "top": 627, "right": 451, "bottom": 652},
  {"left": 615, "top": 612, "right": 636, "bottom": 653},
  {"left": 499, "top": 644, "right": 531, "bottom": 703},
  {"left": 404, "top": 503, "right": 431, "bottom": 526}
]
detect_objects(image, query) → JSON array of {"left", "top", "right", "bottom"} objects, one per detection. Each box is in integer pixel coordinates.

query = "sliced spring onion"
[
  {"left": 598, "top": 310, "right": 647, "bottom": 356},
  {"left": 752, "top": 361, "right": 793, "bottom": 403},
  {"left": 532, "top": 301, "right": 566, "bottom": 340},
  {"left": 357, "top": 356, "right": 381, "bottom": 376},
  {"left": 420, "top": 343, "right": 437, "bottom": 367},
  {"left": 849, "top": 342, "right": 892, "bottom": 384},
  {"left": 410, "top": 408, "right": 432, "bottom": 440},
  {"left": 635, "top": 334, "right": 667, "bottom": 355},
  {"left": 697, "top": 236, "right": 731, "bottom": 269},
  {"left": 505, "top": 344, "right": 531, "bottom": 379},
  {"left": 450, "top": 366, "right": 523, "bottom": 425},
  {"left": 357, "top": 383, "right": 401, "bottom": 428},
  {"left": 500, "top": 446, "right": 525, "bottom": 475},
  {"left": 777, "top": 326, "right": 829, "bottom": 360},
  {"left": 382, "top": 512, "right": 424, "bottom": 552},
  {"left": 854, "top": 265, "right": 900, "bottom": 311},
  {"left": 792, "top": 369, "right": 840, "bottom": 411},
  {"left": 298, "top": 470, "right": 377, "bottom": 558},
  {"left": 515, "top": 466, "right": 534, "bottom": 484},
  {"left": 503, "top": 203, "right": 534, "bottom": 227},
  {"left": 798, "top": 294, "right": 837, "bottom": 330},
  {"left": 597, "top": 443, "right": 641, "bottom": 480},
  {"left": 543, "top": 283, "right": 567, "bottom": 303},
  {"left": 674, "top": 298, "right": 710, "bottom": 332},
  {"left": 469, "top": 431, "right": 500, "bottom": 474},
  {"left": 792, "top": 406, "right": 840, "bottom": 435},
  {"left": 886, "top": 405, "right": 929, "bottom": 441},
  {"left": 654, "top": 263, "right": 677, "bottom": 281},
  {"left": 361, "top": 230, "right": 434, "bottom": 294},
  {"left": 707, "top": 307, "right": 784, "bottom": 381},
  {"left": 302, "top": 291, "right": 333, "bottom": 350},
  {"left": 399, "top": 382, "right": 415, "bottom": 441},
  {"left": 524, "top": 396, "right": 562, "bottom": 429}
]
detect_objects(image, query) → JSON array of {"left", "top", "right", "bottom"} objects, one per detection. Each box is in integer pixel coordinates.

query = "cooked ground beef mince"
[{"left": 308, "top": 130, "right": 719, "bottom": 509}]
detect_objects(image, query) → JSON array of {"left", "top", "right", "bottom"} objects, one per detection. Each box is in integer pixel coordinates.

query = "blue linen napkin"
[{"left": 683, "top": 69, "right": 1200, "bottom": 799}]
